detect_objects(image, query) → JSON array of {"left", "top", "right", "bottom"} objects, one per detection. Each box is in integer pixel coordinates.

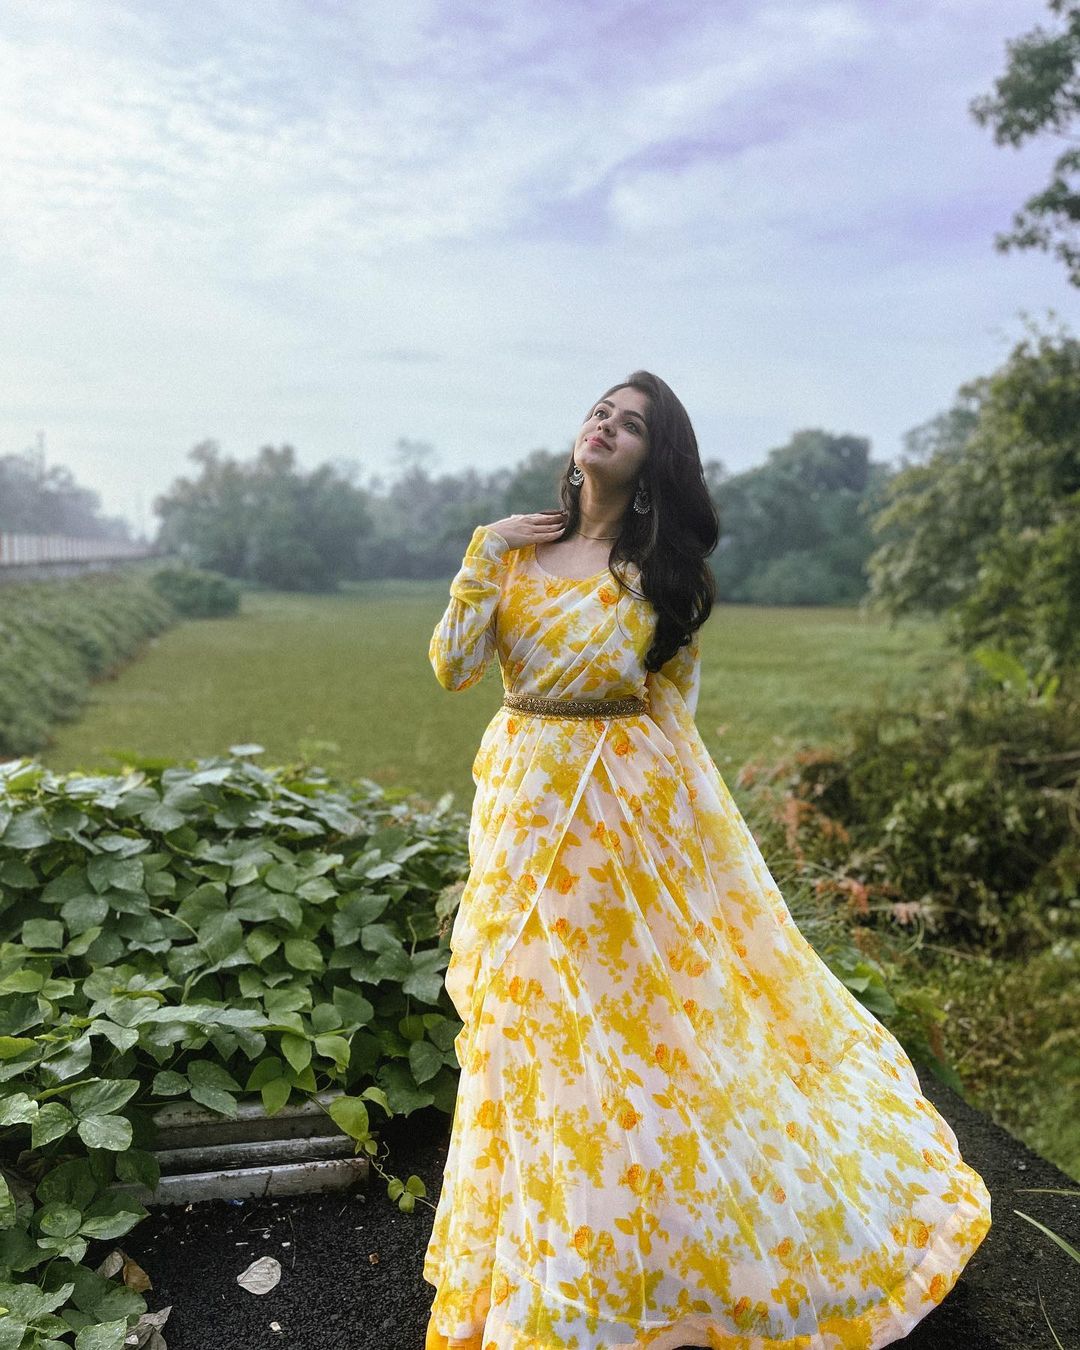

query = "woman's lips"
[{"left": 587, "top": 435, "right": 609, "bottom": 448}]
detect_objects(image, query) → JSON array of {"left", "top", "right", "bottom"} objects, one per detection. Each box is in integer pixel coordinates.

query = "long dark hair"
[{"left": 557, "top": 370, "right": 719, "bottom": 672}]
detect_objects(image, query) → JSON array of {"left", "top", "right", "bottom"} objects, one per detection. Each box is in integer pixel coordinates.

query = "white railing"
[{"left": 0, "top": 533, "right": 156, "bottom": 567}]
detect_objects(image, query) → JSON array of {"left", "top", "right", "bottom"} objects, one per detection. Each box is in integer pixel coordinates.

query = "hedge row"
[{"left": 0, "top": 567, "right": 239, "bottom": 758}]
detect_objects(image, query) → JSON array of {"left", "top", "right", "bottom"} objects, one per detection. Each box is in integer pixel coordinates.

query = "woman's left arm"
[{"left": 428, "top": 525, "right": 511, "bottom": 691}]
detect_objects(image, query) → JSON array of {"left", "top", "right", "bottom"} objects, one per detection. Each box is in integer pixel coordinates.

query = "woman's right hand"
[{"left": 485, "top": 511, "right": 568, "bottom": 550}]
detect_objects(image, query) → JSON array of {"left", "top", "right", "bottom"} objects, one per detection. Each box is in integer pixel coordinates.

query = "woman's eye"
[{"left": 592, "top": 406, "right": 642, "bottom": 434}]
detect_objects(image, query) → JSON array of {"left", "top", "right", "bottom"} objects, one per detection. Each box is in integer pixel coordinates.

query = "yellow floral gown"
[{"left": 422, "top": 525, "right": 991, "bottom": 1350}]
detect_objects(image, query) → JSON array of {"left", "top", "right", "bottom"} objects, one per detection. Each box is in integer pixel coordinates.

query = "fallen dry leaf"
[
  {"left": 97, "top": 1248, "right": 152, "bottom": 1293},
  {"left": 237, "top": 1255, "right": 282, "bottom": 1295},
  {"left": 124, "top": 1304, "right": 172, "bottom": 1349},
  {"left": 122, "top": 1254, "right": 153, "bottom": 1293},
  {"left": 97, "top": 1249, "right": 124, "bottom": 1279}
]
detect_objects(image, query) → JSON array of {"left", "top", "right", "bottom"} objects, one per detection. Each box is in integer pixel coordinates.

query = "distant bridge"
[{"left": 0, "top": 532, "right": 159, "bottom": 577}]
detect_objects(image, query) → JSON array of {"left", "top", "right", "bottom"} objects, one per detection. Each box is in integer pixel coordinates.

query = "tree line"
[
  {"left": 150, "top": 425, "right": 888, "bottom": 604},
  {"left": 6, "top": 315, "right": 1077, "bottom": 653},
  {"left": 147, "top": 316, "right": 1078, "bottom": 665}
]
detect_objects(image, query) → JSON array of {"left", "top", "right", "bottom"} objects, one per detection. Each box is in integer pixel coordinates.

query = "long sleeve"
[
  {"left": 429, "top": 524, "right": 511, "bottom": 691},
  {"left": 658, "top": 628, "right": 701, "bottom": 718}
]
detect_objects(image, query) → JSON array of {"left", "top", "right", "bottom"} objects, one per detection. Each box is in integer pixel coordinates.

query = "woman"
[{"left": 422, "top": 371, "right": 991, "bottom": 1350}]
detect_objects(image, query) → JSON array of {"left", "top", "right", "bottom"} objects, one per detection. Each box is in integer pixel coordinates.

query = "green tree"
[
  {"left": 866, "top": 318, "right": 1080, "bottom": 671},
  {"left": 354, "top": 459, "right": 510, "bottom": 580},
  {"left": 356, "top": 446, "right": 609, "bottom": 580},
  {"left": 0, "top": 448, "right": 131, "bottom": 538},
  {"left": 713, "top": 430, "right": 881, "bottom": 604},
  {"left": 154, "top": 441, "right": 373, "bottom": 590},
  {"left": 155, "top": 441, "right": 251, "bottom": 576},
  {"left": 863, "top": 385, "right": 994, "bottom": 618},
  {"left": 503, "top": 447, "right": 568, "bottom": 514},
  {"left": 970, "top": 0, "right": 1080, "bottom": 286}
]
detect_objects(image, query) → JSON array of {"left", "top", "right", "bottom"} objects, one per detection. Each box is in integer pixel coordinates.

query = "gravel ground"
[{"left": 114, "top": 1074, "right": 1079, "bottom": 1350}]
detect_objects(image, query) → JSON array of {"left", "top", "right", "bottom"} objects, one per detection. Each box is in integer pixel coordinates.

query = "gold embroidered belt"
[{"left": 502, "top": 691, "right": 648, "bottom": 719}]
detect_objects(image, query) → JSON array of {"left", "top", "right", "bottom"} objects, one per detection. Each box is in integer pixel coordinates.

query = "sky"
[{"left": 2, "top": 0, "right": 1078, "bottom": 538}]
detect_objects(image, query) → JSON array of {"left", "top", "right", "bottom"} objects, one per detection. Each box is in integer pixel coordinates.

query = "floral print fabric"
[{"left": 423, "top": 525, "right": 991, "bottom": 1350}]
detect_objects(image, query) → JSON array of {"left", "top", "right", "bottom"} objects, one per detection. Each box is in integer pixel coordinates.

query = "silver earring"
[
  {"left": 632, "top": 480, "right": 651, "bottom": 514},
  {"left": 568, "top": 462, "right": 584, "bottom": 486}
]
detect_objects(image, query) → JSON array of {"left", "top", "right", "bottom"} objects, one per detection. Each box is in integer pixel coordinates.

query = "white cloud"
[{"left": 0, "top": 0, "right": 879, "bottom": 282}]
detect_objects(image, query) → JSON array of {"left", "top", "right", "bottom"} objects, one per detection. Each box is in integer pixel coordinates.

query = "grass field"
[{"left": 41, "top": 580, "right": 953, "bottom": 812}]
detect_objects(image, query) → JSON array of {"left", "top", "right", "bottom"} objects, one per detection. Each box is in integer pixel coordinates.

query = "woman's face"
[{"left": 574, "top": 385, "right": 651, "bottom": 487}]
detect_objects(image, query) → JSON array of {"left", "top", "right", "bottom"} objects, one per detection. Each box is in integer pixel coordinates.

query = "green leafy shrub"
[
  {"left": 0, "top": 574, "right": 175, "bottom": 757},
  {"left": 0, "top": 750, "right": 469, "bottom": 1346},
  {"left": 743, "top": 655, "right": 1080, "bottom": 944},
  {"left": 148, "top": 566, "right": 241, "bottom": 618}
]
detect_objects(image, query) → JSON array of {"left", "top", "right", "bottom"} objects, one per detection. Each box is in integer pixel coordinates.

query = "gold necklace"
[{"left": 577, "top": 531, "right": 620, "bottom": 539}]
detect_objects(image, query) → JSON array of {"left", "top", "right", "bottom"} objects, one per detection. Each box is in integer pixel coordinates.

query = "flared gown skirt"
[{"left": 422, "top": 688, "right": 992, "bottom": 1350}]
